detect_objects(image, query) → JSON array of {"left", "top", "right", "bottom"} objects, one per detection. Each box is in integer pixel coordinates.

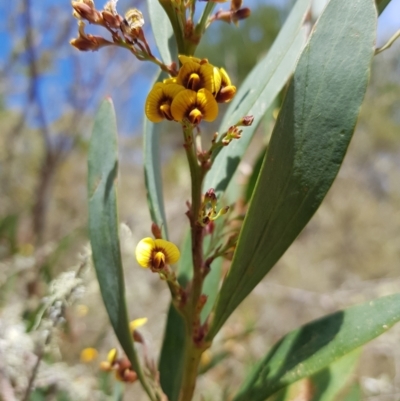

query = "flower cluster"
[{"left": 145, "top": 55, "right": 236, "bottom": 125}]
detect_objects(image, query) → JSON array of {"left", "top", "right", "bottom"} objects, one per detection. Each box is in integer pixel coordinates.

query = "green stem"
[
  {"left": 179, "top": 337, "right": 205, "bottom": 401},
  {"left": 178, "top": 122, "right": 207, "bottom": 401},
  {"left": 159, "top": 0, "right": 186, "bottom": 55},
  {"left": 375, "top": 29, "right": 400, "bottom": 55}
]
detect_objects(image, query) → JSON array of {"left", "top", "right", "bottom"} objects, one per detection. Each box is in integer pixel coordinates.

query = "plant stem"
[{"left": 179, "top": 122, "right": 207, "bottom": 401}]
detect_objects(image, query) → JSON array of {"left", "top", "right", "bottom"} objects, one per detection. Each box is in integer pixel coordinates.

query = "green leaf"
[
  {"left": 309, "top": 350, "right": 360, "bottom": 401},
  {"left": 207, "top": 0, "right": 377, "bottom": 340},
  {"left": 88, "top": 99, "right": 141, "bottom": 374},
  {"left": 203, "top": 0, "right": 310, "bottom": 198},
  {"left": 376, "top": 0, "right": 392, "bottom": 13},
  {"left": 158, "top": 232, "right": 192, "bottom": 401},
  {"left": 233, "top": 293, "right": 400, "bottom": 401},
  {"left": 244, "top": 147, "right": 267, "bottom": 204},
  {"left": 158, "top": 305, "right": 186, "bottom": 401},
  {"left": 143, "top": 73, "right": 169, "bottom": 239},
  {"left": 270, "top": 350, "right": 360, "bottom": 401},
  {"left": 342, "top": 383, "right": 362, "bottom": 401},
  {"left": 201, "top": 256, "right": 223, "bottom": 324},
  {"left": 147, "top": 0, "right": 176, "bottom": 65}
]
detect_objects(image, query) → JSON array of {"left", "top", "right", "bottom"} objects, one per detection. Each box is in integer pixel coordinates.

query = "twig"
[
  {"left": 22, "top": 331, "right": 51, "bottom": 401},
  {"left": 375, "top": 29, "right": 400, "bottom": 55}
]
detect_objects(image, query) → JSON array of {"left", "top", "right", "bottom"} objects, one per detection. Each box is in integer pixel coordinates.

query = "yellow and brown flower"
[
  {"left": 135, "top": 237, "right": 180, "bottom": 270},
  {"left": 145, "top": 83, "right": 185, "bottom": 123},
  {"left": 177, "top": 61, "right": 221, "bottom": 95},
  {"left": 171, "top": 89, "right": 218, "bottom": 125}
]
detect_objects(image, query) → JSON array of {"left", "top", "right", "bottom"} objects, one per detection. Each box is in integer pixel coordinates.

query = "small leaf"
[
  {"left": 143, "top": 73, "right": 169, "bottom": 239},
  {"left": 203, "top": 0, "right": 310, "bottom": 198},
  {"left": 88, "top": 98, "right": 140, "bottom": 372},
  {"left": 147, "top": 0, "right": 176, "bottom": 65},
  {"left": 233, "top": 293, "right": 400, "bottom": 401},
  {"left": 207, "top": 0, "right": 377, "bottom": 340}
]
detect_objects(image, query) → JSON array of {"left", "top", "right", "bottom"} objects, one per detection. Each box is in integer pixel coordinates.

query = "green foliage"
[
  {"left": 88, "top": 99, "right": 141, "bottom": 375},
  {"left": 147, "top": 0, "right": 176, "bottom": 64},
  {"left": 234, "top": 293, "right": 400, "bottom": 401},
  {"left": 204, "top": 0, "right": 310, "bottom": 199},
  {"left": 207, "top": 0, "right": 377, "bottom": 340},
  {"left": 143, "top": 72, "right": 170, "bottom": 239}
]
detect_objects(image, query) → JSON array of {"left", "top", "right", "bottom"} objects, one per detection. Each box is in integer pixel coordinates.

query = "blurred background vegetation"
[{"left": 0, "top": 0, "right": 399, "bottom": 400}]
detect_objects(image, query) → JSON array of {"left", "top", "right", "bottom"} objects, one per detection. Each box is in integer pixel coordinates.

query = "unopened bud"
[
  {"left": 102, "top": 10, "right": 121, "bottom": 29},
  {"left": 230, "top": 0, "right": 242, "bottom": 11},
  {"left": 151, "top": 223, "right": 162, "bottom": 239},
  {"left": 70, "top": 35, "right": 112, "bottom": 51},
  {"left": 238, "top": 115, "right": 254, "bottom": 127},
  {"left": 99, "top": 361, "right": 112, "bottom": 371},
  {"left": 72, "top": 2, "right": 102, "bottom": 23},
  {"left": 205, "top": 188, "right": 217, "bottom": 204},
  {"left": 232, "top": 7, "right": 251, "bottom": 24},
  {"left": 116, "top": 358, "right": 132, "bottom": 371},
  {"left": 123, "top": 370, "right": 138, "bottom": 383},
  {"left": 216, "top": 85, "right": 236, "bottom": 103},
  {"left": 214, "top": 10, "right": 232, "bottom": 24}
]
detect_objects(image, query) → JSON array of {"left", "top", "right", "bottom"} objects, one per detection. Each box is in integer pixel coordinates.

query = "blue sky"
[{"left": 0, "top": 0, "right": 399, "bottom": 136}]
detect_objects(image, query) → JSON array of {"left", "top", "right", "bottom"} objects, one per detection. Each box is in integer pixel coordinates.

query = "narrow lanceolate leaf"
[
  {"left": 203, "top": 0, "right": 310, "bottom": 198},
  {"left": 147, "top": 0, "right": 176, "bottom": 65},
  {"left": 233, "top": 293, "right": 400, "bottom": 401},
  {"left": 271, "top": 349, "right": 360, "bottom": 401},
  {"left": 207, "top": 0, "right": 377, "bottom": 340},
  {"left": 143, "top": 72, "right": 169, "bottom": 239},
  {"left": 88, "top": 99, "right": 140, "bottom": 372}
]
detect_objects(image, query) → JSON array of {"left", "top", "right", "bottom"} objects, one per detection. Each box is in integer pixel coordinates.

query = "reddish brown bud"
[
  {"left": 205, "top": 188, "right": 217, "bottom": 203},
  {"left": 102, "top": 10, "right": 121, "bottom": 29},
  {"left": 238, "top": 115, "right": 254, "bottom": 126},
  {"left": 232, "top": 7, "right": 251, "bottom": 24},
  {"left": 214, "top": 10, "right": 232, "bottom": 24},
  {"left": 70, "top": 35, "right": 112, "bottom": 51},
  {"left": 133, "top": 331, "right": 144, "bottom": 343},
  {"left": 116, "top": 358, "right": 132, "bottom": 371},
  {"left": 72, "top": 2, "right": 103, "bottom": 23},
  {"left": 151, "top": 223, "right": 163, "bottom": 239},
  {"left": 123, "top": 370, "right": 138, "bottom": 383},
  {"left": 230, "top": 0, "right": 242, "bottom": 11}
]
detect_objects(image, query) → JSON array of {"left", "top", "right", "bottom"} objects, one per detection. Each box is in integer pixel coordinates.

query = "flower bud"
[
  {"left": 72, "top": 2, "right": 102, "bottom": 23},
  {"left": 238, "top": 115, "right": 254, "bottom": 126},
  {"left": 232, "top": 7, "right": 251, "bottom": 24},
  {"left": 230, "top": 0, "right": 242, "bottom": 11},
  {"left": 102, "top": 10, "right": 121, "bottom": 29}
]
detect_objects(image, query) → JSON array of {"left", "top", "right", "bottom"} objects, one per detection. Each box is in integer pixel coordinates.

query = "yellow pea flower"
[
  {"left": 177, "top": 61, "right": 221, "bottom": 94},
  {"left": 171, "top": 89, "right": 218, "bottom": 125},
  {"left": 145, "top": 83, "right": 185, "bottom": 123},
  {"left": 135, "top": 237, "right": 180, "bottom": 270},
  {"left": 129, "top": 317, "right": 148, "bottom": 332},
  {"left": 80, "top": 347, "right": 98, "bottom": 363}
]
